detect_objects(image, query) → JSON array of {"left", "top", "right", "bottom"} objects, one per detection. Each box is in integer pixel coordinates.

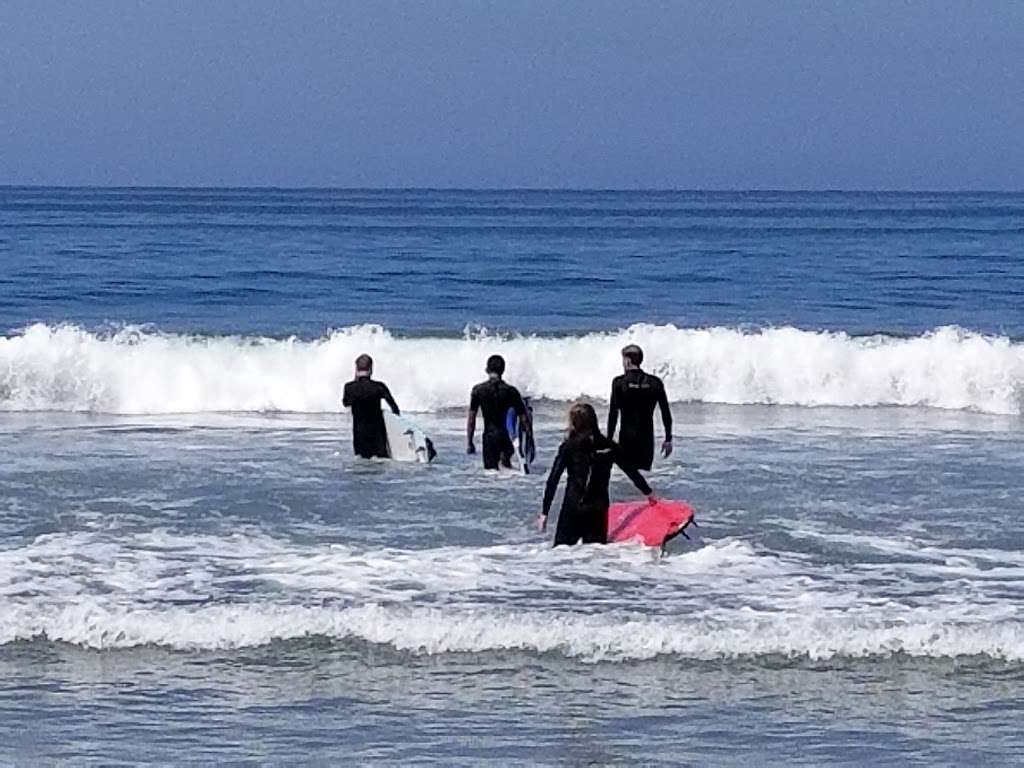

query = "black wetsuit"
[
  {"left": 607, "top": 369, "right": 672, "bottom": 471},
  {"left": 542, "top": 433, "right": 652, "bottom": 546},
  {"left": 342, "top": 377, "right": 399, "bottom": 459},
  {"left": 469, "top": 379, "right": 526, "bottom": 469}
]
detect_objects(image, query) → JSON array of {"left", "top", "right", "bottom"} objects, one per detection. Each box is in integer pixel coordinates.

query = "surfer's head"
[
  {"left": 621, "top": 344, "right": 644, "bottom": 370},
  {"left": 486, "top": 354, "right": 505, "bottom": 379},
  {"left": 568, "top": 401, "right": 600, "bottom": 440},
  {"left": 354, "top": 353, "right": 373, "bottom": 377}
]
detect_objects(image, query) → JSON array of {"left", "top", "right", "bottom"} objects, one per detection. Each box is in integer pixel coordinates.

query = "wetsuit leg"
[
  {"left": 619, "top": 432, "right": 655, "bottom": 472},
  {"left": 354, "top": 415, "right": 390, "bottom": 459},
  {"left": 354, "top": 432, "right": 389, "bottom": 459},
  {"left": 482, "top": 432, "right": 513, "bottom": 470},
  {"left": 581, "top": 505, "right": 609, "bottom": 544},
  {"left": 482, "top": 435, "right": 500, "bottom": 470},
  {"left": 554, "top": 509, "right": 586, "bottom": 546}
]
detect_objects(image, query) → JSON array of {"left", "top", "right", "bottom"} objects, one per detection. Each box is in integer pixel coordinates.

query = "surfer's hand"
[
  {"left": 661, "top": 439, "right": 673, "bottom": 458},
  {"left": 467, "top": 441, "right": 476, "bottom": 455},
  {"left": 536, "top": 513, "right": 548, "bottom": 533},
  {"left": 647, "top": 493, "right": 658, "bottom": 505}
]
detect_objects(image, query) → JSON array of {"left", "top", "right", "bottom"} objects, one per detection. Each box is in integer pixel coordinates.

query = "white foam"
[
  {"left": 3, "top": 602, "right": 1022, "bottom": 661},
  {"left": 1, "top": 323, "right": 1022, "bottom": 415},
  {"left": 3, "top": 530, "right": 1023, "bottom": 661}
]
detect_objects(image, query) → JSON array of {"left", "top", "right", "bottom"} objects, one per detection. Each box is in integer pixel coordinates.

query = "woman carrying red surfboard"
[{"left": 538, "top": 402, "right": 658, "bottom": 546}]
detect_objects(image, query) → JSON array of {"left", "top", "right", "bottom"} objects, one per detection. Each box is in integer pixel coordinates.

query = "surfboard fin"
[{"left": 661, "top": 517, "right": 695, "bottom": 551}]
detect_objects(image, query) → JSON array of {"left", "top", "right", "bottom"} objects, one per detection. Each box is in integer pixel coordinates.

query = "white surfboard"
[{"left": 383, "top": 411, "right": 436, "bottom": 463}]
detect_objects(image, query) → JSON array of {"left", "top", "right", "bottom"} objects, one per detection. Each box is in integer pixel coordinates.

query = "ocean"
[{"left": 1, "top": 188, "right": 1023, "bottom": 765}]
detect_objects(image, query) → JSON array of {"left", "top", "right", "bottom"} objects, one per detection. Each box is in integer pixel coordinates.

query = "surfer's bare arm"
[
  {"left": 381, "top": 384, "right": 400, "bottom": 416},
  {"left": 613, "top": 444, "right": 654, "bottom": 500},
  {"left": 657, "top": 379, "right": 673, "bottom": 457}
]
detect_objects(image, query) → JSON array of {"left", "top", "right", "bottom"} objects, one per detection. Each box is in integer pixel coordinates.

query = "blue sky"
[{"left": 1, "top": 1, "right": 1021, "bottom": 189}]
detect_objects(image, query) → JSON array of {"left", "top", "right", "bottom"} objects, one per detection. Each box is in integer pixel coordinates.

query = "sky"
[{"left": 0, "top": 0, "right": 1022, "bottom": 189}]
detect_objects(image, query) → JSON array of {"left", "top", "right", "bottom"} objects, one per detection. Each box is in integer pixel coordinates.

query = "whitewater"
[
  {"left": 2, "top": 322, "right": 1023, "bottom": 414},
  {"left": 3, "top": 530, "right": 1023, "bottom": 662}
]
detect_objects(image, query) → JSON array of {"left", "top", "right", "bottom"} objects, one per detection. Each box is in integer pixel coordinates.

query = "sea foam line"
[
  {"left": 3, "top": 602, "right": 1022, "bottom": 662},
  {"left": 1, "top": 323, "right": 1022, "bottom": 414}
]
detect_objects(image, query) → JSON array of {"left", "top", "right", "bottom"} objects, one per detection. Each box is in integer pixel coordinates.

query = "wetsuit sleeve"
[
  {"left": 466, "top": 386, "right": 480, "bottom": 446},
  {"left": 511, "top": 386, "right": 526, "bottom": 416},
  {"left": 607, "top": 379, "right": 620, "bottom": 438},
  {"left": 612, "top": 443, "right": 652, "bottom": 497},
  {"left": 380, "top": 383, "right": 400, "bottom": 415},
  {"left": 542, "top": 443, "right": 568, "bottom": 516},
  {"left": 342, "top": 383, "right": 352, "bottom": 408},
  {"left": 656, "top": 377, "right": 672, "bottom": 438}
]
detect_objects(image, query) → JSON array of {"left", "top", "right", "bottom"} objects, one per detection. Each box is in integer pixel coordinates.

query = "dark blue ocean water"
[
  {"left": 3, "top": 187, "right": 1023, "bottom": 337},
  {"left": 2, "top": 188, "right": 1024, "bottom": 766}
]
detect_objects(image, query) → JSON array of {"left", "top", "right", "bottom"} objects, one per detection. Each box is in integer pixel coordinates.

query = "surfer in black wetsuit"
[
  {"left": 342, "top": 354, "right": 400, "bottom": 459},
  {"left": 607, "top": 344, "right": 673, "bottom": 471},
  {"left": 467, "top": 354, "right": 530, "bottom": 470},
  {"left": 538, "top": 402, "right": 656, "bottom": 546}
]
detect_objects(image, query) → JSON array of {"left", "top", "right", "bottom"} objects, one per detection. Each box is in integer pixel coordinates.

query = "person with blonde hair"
[{"left": 538, "top": 402, "right": 656, "bottom": 546}]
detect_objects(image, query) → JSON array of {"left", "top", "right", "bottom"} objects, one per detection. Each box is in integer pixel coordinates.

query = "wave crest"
[
  {"left": 4, "top": 603, "right": 1023, "bottom": 662},
  {"left": 1, "top": 323, "right": 1021, "bottom": 414}
]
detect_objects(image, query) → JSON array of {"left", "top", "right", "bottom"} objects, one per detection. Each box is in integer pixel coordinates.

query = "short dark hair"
[
  {"left": 621, "top": 344, "right": 644, "bottom": 366},
  {"left": 355, "top": 353, "right": 373, "bottom": 372},
  {"left": 486, "top": 354, "right": 506, "bottom": 375}
]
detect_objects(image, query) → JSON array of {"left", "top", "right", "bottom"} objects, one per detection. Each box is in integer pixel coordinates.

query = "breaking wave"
[{"left": 1, "top": 322, "right": 1022, "bottom": 414}]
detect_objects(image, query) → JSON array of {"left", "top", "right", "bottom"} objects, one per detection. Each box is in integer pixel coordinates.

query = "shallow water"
[{"left": 2, "top": 406, "right": 1023, "bottom": 764}]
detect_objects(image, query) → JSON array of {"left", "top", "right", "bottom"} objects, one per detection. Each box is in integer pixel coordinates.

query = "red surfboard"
[{"left": 607, "top": 499, "right": 695, "bottom": 547}]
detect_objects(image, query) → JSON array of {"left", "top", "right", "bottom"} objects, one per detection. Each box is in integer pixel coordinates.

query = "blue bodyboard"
[{"left": 506, "top": 398, "right": 536, "bottom": 474}]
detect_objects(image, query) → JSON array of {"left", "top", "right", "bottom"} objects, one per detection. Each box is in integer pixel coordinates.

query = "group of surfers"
[{"left": 342, "top": 345, "right": 673, "bottom": 546}]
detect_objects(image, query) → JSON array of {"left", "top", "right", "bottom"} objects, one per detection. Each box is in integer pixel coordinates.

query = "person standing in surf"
[
  {"left": 538, "top": 402, "right": 657, "bottom": 546},
  {"left": 607, "top": 344, "right": 673, "bottom": 471},
  {"left": 342, "top": 354, "right": 400, "bottom": 459},
  {"left": 467, "top": 354, "right": 530, "bottom": 470}
]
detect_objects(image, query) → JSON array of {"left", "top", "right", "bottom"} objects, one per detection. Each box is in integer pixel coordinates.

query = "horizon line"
[{"left": 2, "top": 184, "right": 1022, "bottom": 195}]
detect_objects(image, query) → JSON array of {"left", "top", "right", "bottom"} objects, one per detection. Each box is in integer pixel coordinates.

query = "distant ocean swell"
[{"left": 1, "top": 323, "right": 1021, "bottom": 415}]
